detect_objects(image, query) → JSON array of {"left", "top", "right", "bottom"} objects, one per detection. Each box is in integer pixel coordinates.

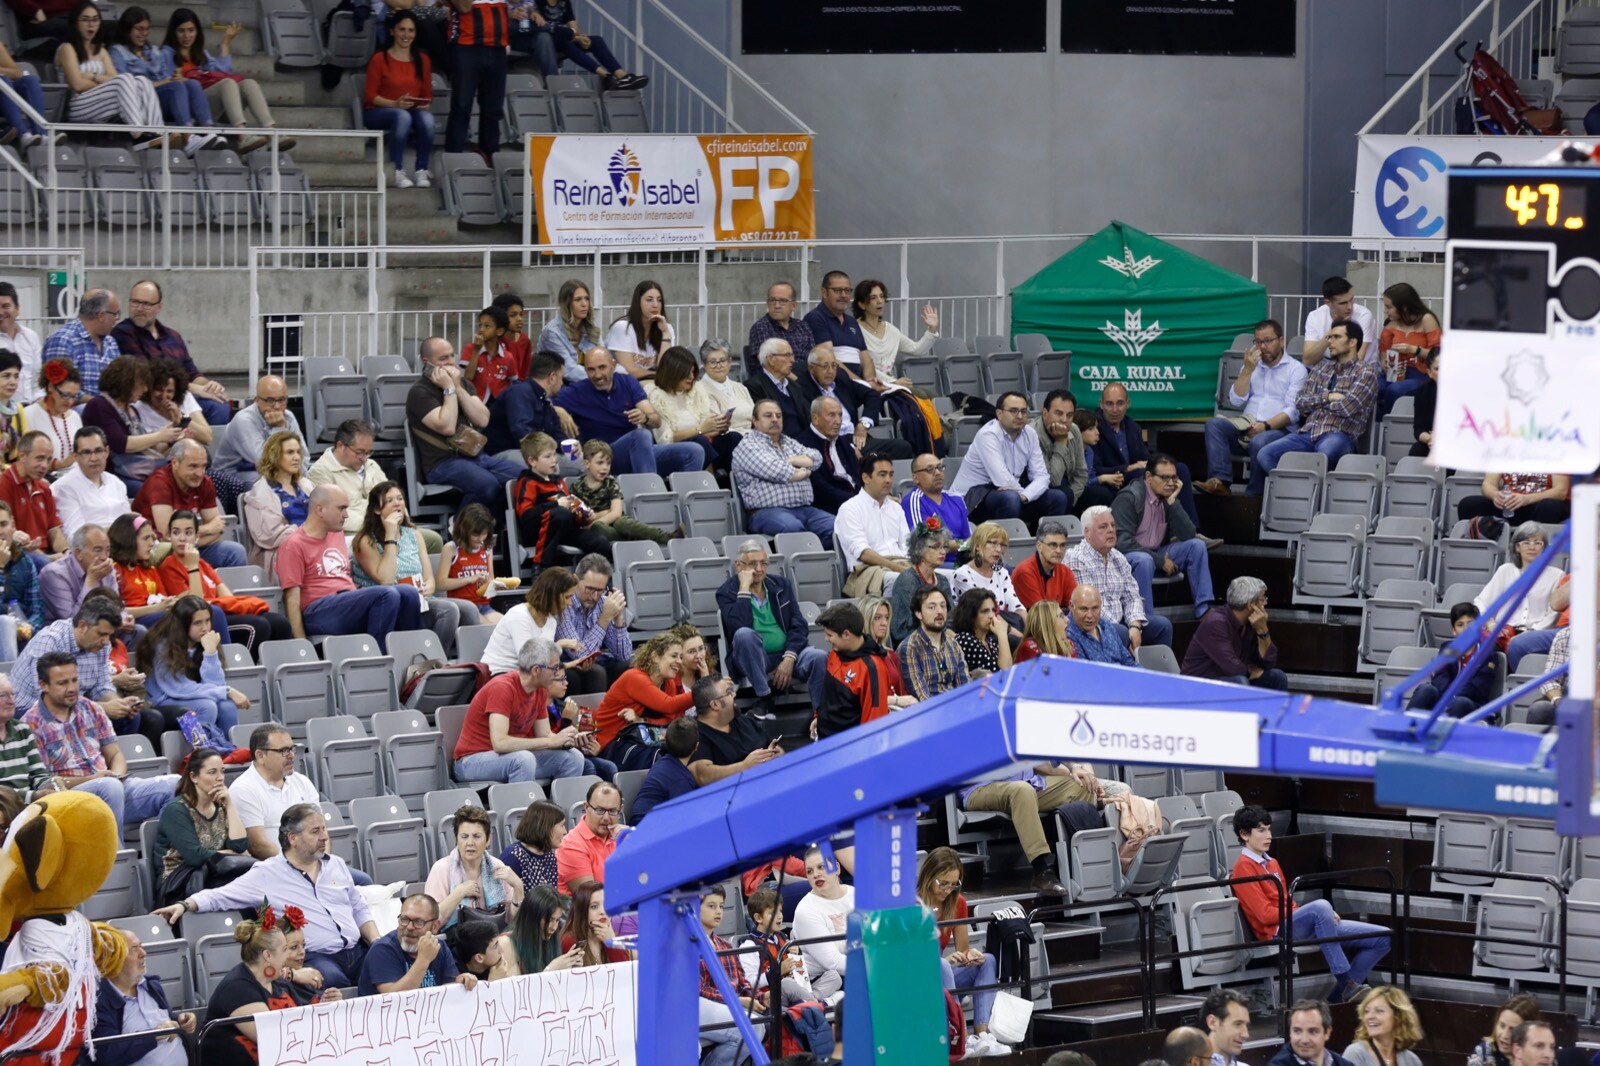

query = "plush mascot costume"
[{"left": 0, "top": 791, "right": 128, "bottom": 1065}]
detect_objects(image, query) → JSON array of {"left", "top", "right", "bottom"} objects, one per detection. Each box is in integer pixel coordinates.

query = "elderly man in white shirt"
[
  {"left": 835, "top": 451, "right": 910, "bottom": 597},
  {"left": 948, "top": 391, "right": 1068, "bottom": 528},
  {"left": 50, "top": 426, "right": 131, "bottom": 540},
  {"left": 1301, "top": 276, "right": 1375, "bottom": 366},
  {"left": 1198, "top": 318, "right": 1309, "bottom": 497}
]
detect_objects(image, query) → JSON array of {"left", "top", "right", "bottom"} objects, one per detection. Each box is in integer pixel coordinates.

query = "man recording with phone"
[
  {"left": 1198, "top": 318, "right": 1307, "bottom": 498},
  {"left": 690, "top": 674, "right": 783, "bottom": 785}
]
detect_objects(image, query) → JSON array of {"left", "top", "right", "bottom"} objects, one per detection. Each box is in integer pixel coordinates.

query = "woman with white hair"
[{"left": 1474, "top": 520, "right": 1566, "bottom": 671}]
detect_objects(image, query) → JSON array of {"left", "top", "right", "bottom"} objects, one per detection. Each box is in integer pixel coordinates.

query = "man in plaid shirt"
[
  {"left": 899, "top": 585, "right": 969, "bottom": 701},
  {"left": 41, "top": 289, "right": 122, "bottom": 396},
  {"left": 697, "top": 885, "right": 766, "bottom": 1066},
  {"left": 1066, "top": 506, "right": 1173, "bottom": 649},
  {"left": 731, "top": 399, "right": 835, "bottom": 546},
  {"left": 1256, "top": 320, "right": 1378, "bottom": 482}
]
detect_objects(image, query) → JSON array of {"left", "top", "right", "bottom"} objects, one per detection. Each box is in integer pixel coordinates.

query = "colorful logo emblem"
[{"left": 608, "top": 144, "right": 642, "bottom": 207}]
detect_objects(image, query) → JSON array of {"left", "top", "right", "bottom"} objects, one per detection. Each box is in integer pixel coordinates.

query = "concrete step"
[
  {"left": 278, "top": 135, "right": 368, "bottom": 164},
  {"left": 273, "top": 105, "right": 355, "bottom": 131},
  {"left": 260, "top": 79, "right": 308, "bottom": 108},
  {"left": 232, "top": 54, "right": 276, "bottom": 78}
]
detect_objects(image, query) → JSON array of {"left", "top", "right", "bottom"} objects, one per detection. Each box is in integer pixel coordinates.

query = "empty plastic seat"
[
  {"left": 1358, "top": 579, "right": 1431, "bottom": 669},
  {"left": 137, "top": 147, "right": 202, "bottom": 226},
  {"left": 220, "top": 644, "right": 269, "bottom": 726},
  {"left": 440, "top": 151, "right": 503, "bottom": 225},
  {"left": 361, "top": 354, "right": 412, "bottom": 440},
  {"left": 1322, "top": 453, "right": 1385, "bottom": 529},
  {"left": 900, "top": 355, "right": 940, "bottom": 393},
  {"left": 1504, "top": 817, "right": 1571, "bottom": 883},
  {"left": 320, "top": 5, "right": 372, "bottom": 67},
  {"left": 983, "top": 352, "right": 1026, "bottom": 394},
  {"left": 492, "top": 151, "right": 526, "bottom": 223},
  {"left": 349, "top": 794, "right": 428, "bottom": 883},
  {"left": 455, "top": 622, "right": 494, "bottom": 666},
  {"left": 669, "top": 537, "right": 727, "bottom": 628},
  {"left": 83, "top": 849, "right": 145, "bottom": 921},
  {"left": 306, "top": 716, "right": 382, "bottom": 807},
  {"left": 1377, "top": 396, "right": 1416, "bottom": 468},
  {"left": 505, "top": 75, "right": 555, "bottom": 136},
  {"left": 941, "top": 354, "right": 983, "bottom": 396},
  {"left": 670, "top": 470, "right": 737, "bottom": 540},
  {"left": 30, "top": 142, "right": 89, "bottom": 225},
  {"left": 1473, "top": 877, "right": 1557, "bottom": 977},
  {"left": 1171, "top": 880, "right": 1257, "bottom": 990},
  {"left": 1213, "top": 354, "right": 1246, "bottom": 412},
  {"left": 186, "top": 911, "right": 246, "bottom": 1001},
  {"left": 1559, "top": 7, "right": 1600, "bottom": 75},
  {"left": 195, "top": 148, "right": 254, "bottom": 226},
  {"left": 1136, "top": 644, "right": 1180, "bottom": 674},
  {"left": 0, "top": 145, "right": 36, "bottom": 226},
  {"left": 82, "top": 145, "right": 147, "bottom": 226},
  {"left": 1433, "top": 813, "right": 1503, "bottom": 905},
  {"left": 1435, "top": 525, "right": 1504, "bottom": 593},
  {"left": 259, "top": 0, "right": 322, "bottom": 67},
  {"left": 552, "top": 82, "right": 602, "bottom": 132},
  {"left": 487, "top": 780, "right": 546, "bottom": 847},
  {"left": 247, "top": 150, "right": 313, "bottom": 228},
  {"left": 1293, "top": 513, "right": 1366, "bottom": 602},
  {"left": 322, "top": 632, "right": 397, "bottom": 723},
  {"left": 1025, "top": 349, "right": 1070, "bottom": 393},
  {"left": 1013, "top": 333, "right": 1050, "bottom": 359},
  {"left": 773, "top": 532, "right": 839, "bottom": 606},
  {"left": 1381, "top": 456, "right": 1444, "bottom": 527},
  {"left": 616, "top": 473, "right": 679, "bottom": 532},
  {"left": 258, "top": 638, "right": 336, "bottom": 740},
  {"left": 1373, "top": 645, "right": 1437, "bottom": 704},
  {"left": 372, "top": 708, "right": 450, "bottom": 811},
  {"left": 613, "top": 540, "right": 680, "bottom": 632},
  {"left": 1363, "top": 516, "right": 1433, "bottom": 595},
  {"left": 602, "top": 89, "right": 648, "bottom": 133},
  {"left": 114, "top": 734, "right": 167, "bottom": 779},
  {"left": 389, "top": 630, "right": 477, "bottom": 714},
  {"left": 1261, "top": 452, "right": 1326, "bottom": 537},
  {"left": 1157, "top": 795, "right": 1216, "bottom": 881}
]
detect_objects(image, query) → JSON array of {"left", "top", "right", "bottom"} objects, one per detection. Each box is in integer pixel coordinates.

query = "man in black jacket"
[
  {"left": 744, "top": 337, "right": 807, "bottom": 439},
  {"left": 791, "top": 343, "right": 913, "bottom": 460},
  {"left": 796, "top": 395, "right": 862, "bottom": 514},
  {"left": 94, "top": 928, "right": 199, "bottom": 1066},
  {"left": 1093, "top": 382, "right": 1201, "bottom": 528},
  {"left": 716, "top": 538, "right": 828, "bottom": 718}
]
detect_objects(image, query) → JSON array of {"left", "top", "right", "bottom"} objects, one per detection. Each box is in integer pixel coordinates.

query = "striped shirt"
[
  {"left": 0, "top": 719, "right": 51, "bottom": 792},
  {"left": 452, "top": 0, "right": 509, "bottom": 47}
]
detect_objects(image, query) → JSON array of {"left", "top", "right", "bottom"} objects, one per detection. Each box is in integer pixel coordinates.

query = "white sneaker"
[
  {"left": 413, "top": 168, "right": 431, "bottom": 188},
  {"left": 964, "top": 1032, "right": 1011, "bottom": 1058},
  {"left": 393, "top": 169, "right": 413, "bottom": 189}
]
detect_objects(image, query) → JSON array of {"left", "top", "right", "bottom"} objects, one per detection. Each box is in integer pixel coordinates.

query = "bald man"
[
  {"left": 214, "top": 374, "right": 306, "bottom": 484},
  {"left": 1065, "top": 584, "right": 1136, "bottom": 667},
  {"left": 132, "top": 439, "right": 246, "bottom": 568},
  {"left": 275, "top": 484, "right": 420, "bottom": 651}
]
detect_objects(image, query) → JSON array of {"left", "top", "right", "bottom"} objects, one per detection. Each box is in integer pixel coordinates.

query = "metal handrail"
[
  {"left": 1358, "top": 0, "right": 1503, "bottom": 135},
  {"left": 0, "top": 1019, "right": 196, "bottom": 1065},
  {"left": 1402, "top": 863, "right": 1569, "bottom": 1012},
  {"left": 1145, "top": 871, "right": 1290, "bottom": 1027},
  {"left": 1285, "top": 866, "right": 1403, "bottom": 993},
  {"left": 1410, "top": 0, "right": 1549, "bottom": 134}
]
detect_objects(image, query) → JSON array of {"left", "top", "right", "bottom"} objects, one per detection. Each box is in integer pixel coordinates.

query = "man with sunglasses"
[
  {"left": 1110, "top": 452, "right": 1215, "bottom": 620},
  {"left": 42, "top": 289, "right": 121, "bottom": 397}
]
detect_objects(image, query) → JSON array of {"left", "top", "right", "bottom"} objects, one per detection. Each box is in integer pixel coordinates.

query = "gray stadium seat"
[
  {"left": 1377, "top": 395, "right": 1416, "bottom": 468},
  {"left": 1201, "top": 790, "right": 1244, "bottom": 874},
  {"left": 1156, "top": 795, "right": 1216, "bottom": 881},
  {"left": 138, "top": 147, "right": 202, "bottom": 227},
  {"left": 220, "top": 644, "right": 270, "bottom": 727},
  {"left": 670, "top": 470, "right": 737, "bottom": 540},
  {"left": 320, "top": 5, "right": 372, "bottom": 67},
  {"left": 259, "top": 0, "right": 321, "bottom": 67},
  {"left": 506, "top": 75, "right": 555, "bottom": 136},
  {"left": 390, "top": 630, "right": 478, "bottom": 714},
  {"left": 0, "top": 145, "right": 36, "bottom": 226},
  {"left": 373, "top": 708, "right": 451, "bottom": 812},
  {"left": 613, "top": 540, "right": 681, "bottom": 632},
  {"left": 306, "top": 716, "right": 382, "bottom": 808},
  {"left": 1558, "top": 77, "right": 1600, "bottom": 131},
  {"left": 321, "top": 801, "right": 360, "bottom": 870},
  {"left": 1435, "top": 522, "right": 1504, "bottom": 592},
  {"left": 259, "top": 638, "right": 336, "bottom": 740},
  {"left": 552, "top": 80, "right": 603, "bottom": 132},
  {"left": 551, "top": 774, "right": 603, "bottom": 829},
  {"left": 1373, "top": 645, "right": 1437, "bottom": 704},
  {"left": 114, "top": 734, "right": 168, "bottom": 779},
  {"left": 1504, "top": 817, "right": 1571, "bottom": 883},
  {"left": 1025, "top": 349, "right": 1070, "bottom": 393},
  {"left": 983, "top": 352, "right": 1026, "bottom": 395},
  {"left": 349, "top": 794, "right": 429, "bottom": 883},
  {"left": 493, "top": 151, "right": 526, "bottom": 223},
  {"left": 216, "top": 564, "right": 283, "bottom": 614},
  {"left": 1260, "top": 452, "right": 1325, "bottom": 538},
  {"left": 403, "top": 423, "right": 459, "bottom": 521},
  {"left": 1294, "top": 513, "right": 1366, "bottom": 604},
  {"left": 941, "top": 354, "right": 983, "bottom": 396},
  {"left": 30, "top": 142, "right": 89, "bottom": 226},
  {"left": 1518, "top": 77, "right": 1555, "bottom": 110},
  {"left": 669, "top": 537, "right": 728, "bottom": 629},
  {"left": 1503, "top": 654, "right": 1551, "bottom": 725},
  {"left": 1013, "top": 333, "right": 1050, "bottom": 359},
  {"left": 900, "top": 355, "right": 940, "bottom": 392},
  {"left": 83, "top": 145, "right": 147, "bottom": 227},
  {"left": 774, "top": 532, "right": 840, "bottom": 607},
  {"left": 187, "top": 911, "right": 246, "bottom": 1001},
  {"left": 1358, "top": 579, "right": 1432, "bottom": 670},
  {"left": 1322, "top": 452, "right": 1385, "bottom": 530},
  {"left": 84, "top": 849, "right": 146, "bottom": 921},
  {"left": 616, "top": 473, "right": 680, "bottom": 533},
  {"left": 1558, "top": 7, "right": 1600, "bottom": 75},
  {"left": 1170, "top": 880, "right": 1259, "bottom": 991},
  {"left": 1125, "top": 764, "right": 1172, "bottom": 800},
  {"left": 601, "top": 89, "right": 648, "bottom": 133},
  {"left": 487, "top": 781, "right": 546, "bottom": 848},
  {"left": 974, "top": 335, "right": 1008, "bottom": 357},
  {"left": 1562, "top": 879, "right": 1600, "bottom": 1017},
  {"left": 1381, "top": 455, "right": 1444, "bottom": 527},
  {"left": 362, "top": 354, "right": 413, "bottom": 441},
  {"left": 247, "top": 150, "right": 313, "bottom": 228},
  {"left": 1473, "top": 877, "right": 1557, "bottom": 979},
  {"left": 1433, "top": 812, "right": 1503, "bottom": 911},
  {"left": 195, "top": 148, "right": 254, "bottom": 227},
  {"left": 323, "top": 633, "right": 398, "bottom": 723},
  {"left": 615, "top": 768, "right": 648, "bottom": 820},
  {"left": 990, "top": 517, "right": 1033, "bottom": 569},
  {"left": 455, "top": 622, "right": 494, "bottom": 666},
  {"left": 1363, "top": 516, "right": 1433, "bottom": 594},
  {"left": 440, "top": 151, "right": 504, "bottom": 225}
]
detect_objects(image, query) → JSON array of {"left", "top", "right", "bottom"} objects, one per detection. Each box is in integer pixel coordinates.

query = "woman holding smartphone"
[{"left": 642, "top": 346, "right": 739, "bottom": 476}]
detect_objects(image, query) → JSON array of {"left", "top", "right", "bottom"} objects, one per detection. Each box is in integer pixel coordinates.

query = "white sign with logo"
[
  {"left": 1012, "top": 699, "right": 1262, "bottom": 768},
  {"left": 1431, "top": 329, "right": 1600, "bottom": 473},
  {"left": 1353, "top": 134, "right": 1567, "bottom": 251}
]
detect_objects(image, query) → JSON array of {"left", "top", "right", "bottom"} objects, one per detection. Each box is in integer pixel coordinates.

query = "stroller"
[{"left": 1452, "top": 41, "right": 1565, "bottom": 135}]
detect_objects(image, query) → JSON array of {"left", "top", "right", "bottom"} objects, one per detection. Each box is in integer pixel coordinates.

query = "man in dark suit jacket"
[
  {"left": 1094, "top": 381, "right": 1202, "bottom": 528},
  {"left": 791, "top": 343, "right": 913, "bottom": 460},
  {"left": 745, "top": 337, "right": 807, "bottom": 439},
  {"left": 796, "top": 394, "right": 862, "bottom": 514},
  {"left": 94, "top": 935, "right": 198, "bottom": 1066}
]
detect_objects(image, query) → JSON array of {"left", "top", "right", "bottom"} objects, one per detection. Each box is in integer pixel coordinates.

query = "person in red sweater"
[
  {"left": 511, "top": 433, "right": 610, "bottom": 566},
  {"left": 1011, "top": 520, "right": 1075, "bottom": 611},
  {"left": 362, "top": 12, "right": 434, "bottom": 189},
  {"left": 813, "top": 600, "right": 914, "bottom": 740},
  {"left": 1230, "top": 805, "right": 1390, "bottom": 1004},
  {"left": 593, "top": 630, "right": 693, "bottom": 772}
]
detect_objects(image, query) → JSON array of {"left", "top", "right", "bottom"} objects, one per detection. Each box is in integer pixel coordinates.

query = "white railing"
[
  {"left": 579, "top": 0, "right": 813, "bottom": 136},
  {"left": 248, "top": 233, "right": 1442, "bottom": 388},
  {"left": 0, "top": 248, "right": 87, "bottom": 342},
  {"left": 1360, "top": 0, "right": 1600, "bottom": 137},
  {"left": 0, "top": 122, "right": 385, "bottom": 270}
]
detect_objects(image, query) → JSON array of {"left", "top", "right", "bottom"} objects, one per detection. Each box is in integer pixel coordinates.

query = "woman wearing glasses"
[
  {"left": 694, "top": 340, "right": 754, "bottom": 434},
  {"left": 917, "top": 847, "right": 1009, "bottom": 1059},
  {"left": 22, "top": 358, "right": 83, "bottom": 473}
]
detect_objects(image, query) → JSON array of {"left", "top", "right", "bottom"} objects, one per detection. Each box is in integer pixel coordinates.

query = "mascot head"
[{"left": 0, "top": 790, "right": 118, "bottom": 933}]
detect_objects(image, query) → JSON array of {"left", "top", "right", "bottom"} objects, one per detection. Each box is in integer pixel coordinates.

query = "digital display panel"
[{"left": 1472, "top": 182, "right": 1588, "bottom": 231}]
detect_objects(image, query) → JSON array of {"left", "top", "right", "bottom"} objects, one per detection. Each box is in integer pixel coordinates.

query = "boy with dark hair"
[
  {"left": 1406, "top": 602, "right": 1495, "bottom": 719},
  {"left": 568, "top": 438, "right": 673, "bottom": 546},
  {"left": 1230, "top": 805, "right": 1390, "bottom": 1005},
  {"left": 511, "top": 432, "right": 611, "bottom": 565},
  {"left": 464, "top": 304, "right": 517, "bottom": 402},
  {"left": 698, "top": 883, "right": 767, "bottom": 1066},
  {"left": 740, "top": 886, "right": 814, "bottom": 1006},
  {"left": 813, "top": 601, "right": 913, "bottom": 739},
  {"left": 490, "top": 292, "right": 532, "bottom": 380},
  {"left": 629, "top": 716, "right": 700, "bottom": 823}
]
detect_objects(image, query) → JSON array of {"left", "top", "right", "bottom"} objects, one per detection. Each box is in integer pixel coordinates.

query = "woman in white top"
[
  {"left": 24, "top": 357, "right": 85, "bottom": 473},
  {"left": 790, "top": 845, "right": 853, "bottom": 1002},
  {"left": 642, "top": 346, "right": 736, "bottom": 474},
  {"left": 482, "top": 566, "right": 579, "bottom": 675},
  {"left": 604, "top": 279, "right": 674, "bottom": 380},
  {"left": 694, "top": 340, "right": 754, "bottom": 433},
  {"left": 852, "top": 278, "right": 938, "bottom": 389},
  {"left": 951, "top": 520, "right": 1025, "bottom": 618},
  {"left": 56, "top": 0, "right": 168, "bottom": 151},
  {"left": 136, "top": 357, "right": 211, "bottom": 446},
  {"left": 535, "top": 278, "right": 598, "bottom": 383},
  {"left": 1474, "top": 521, "right": 1565, "bottom": 632}
]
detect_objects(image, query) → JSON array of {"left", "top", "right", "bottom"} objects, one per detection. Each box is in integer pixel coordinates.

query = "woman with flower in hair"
[
  {"left": 153, "top": 746, "right": 254, "bottom": 904},
  {"left": 887, "top": 519, "right": 953, "bottom": 647},
  {"left": 22, "top": 358, "right": 84, "bottom": 472},
  {"left": 279, "top": 909, "right": 344, "bottom": 1006},
  {"left": 202, "top": 906, "right": 318, "bottom": 1066}
]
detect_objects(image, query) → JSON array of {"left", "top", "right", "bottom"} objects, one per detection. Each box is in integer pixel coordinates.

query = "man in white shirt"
[
  {"left": 307, "top": 417, "right": 443, "bottom": 554},
  {"left": 1200, "top": 319, "right": 1308, "bottom": 497},
  {"left": 1203, "top": 987, "right": 1250, "bottom": 1066},
  {"left": 50, "top": 427, "right": 130, "bottom": 541},
  {"left": 1301, "top": 277, "right": 1375, "bottom": 366},
  {"left": 835, "top": 451, "right": 910, "bottom": 597},
  {"left": 948, "top": 391, "right": 1068, "bottom": 528},
  {"left": 0, "top": 282, "right": 42, "bottom": 405},
  {"left": 229, "top": 723, "right": 321, "bottom": 860}
]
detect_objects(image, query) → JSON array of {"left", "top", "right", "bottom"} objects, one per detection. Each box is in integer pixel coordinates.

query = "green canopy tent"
[{"left": 1010, "top": 221, "right": 1267, "bottom": 419}]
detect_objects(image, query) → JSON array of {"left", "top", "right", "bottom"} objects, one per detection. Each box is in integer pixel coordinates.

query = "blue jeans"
[
  {"left": 511, "top": 27, "right": 563, "bottom": 77},
  {"left": 1377, "top": 367, "right": 1427, "bottom": 418},
  {"left": 1507, "top": 628, "right": 1559, "bottom": 673},
  {"left": 455, "top": 746, "right": 585, "bottom": 784},
  {"left": 301, "top": 585, "right": 421, "bottom": 652},
  {"left": 583, "top": 756, "right": 617, "bottom": 782},
  {"left": 201, "top": 540, "right": 246, "bottom": 569},
  {"left": 556, "top": 31, "right": 624, "bottom": 76},
  {"left": 428, "top": 452, "right": 524, "bottom": 515},
  {"left": 605, "top": 427, "right": 706, "bottom": 478},
  {"left": 1406, "top": 682, "right": 1478, "bottom": 719},
  {"left": 1256, "top": 431, "right": 1357, "bottom": 481},
  {"left": 1221, "top": 669, "right": 1289, "bottom": 691},
  {"left": 0, "top": 74, "right": 47, "bottom": 136},
  {"left": 699, "top": 998, "right": 763, "bottom": 1066},
  {"left": 941, "top": 952, "right": 997, "bottom": 1027},
  {"left": 445, "top": 43, "right": 506, "bottom": 155},
  {"left": 1127, "top": 539, "right": 1214, "bottom": 616},
  {"left": 74, "top": 773, "right": 178, "bottom": 832},
  {"left": 364, "top": 106, "right": 434, "bottom": 172},
  {"left": 746, "top": 505, "right": 835, "bottom": 547},
  {"left": 970, "top": 486, "right": 1070, "bottom": 528},
  {"left": 1288, "top": 899, "right": 1389, "bottom": 986},
  {"left": 1107, "top": 616, "right": 1172, "bottom": 649},
  {"left": 724, "top": 629, "right": 827, "bottom": 704},
  {"left": 1203, "top": 416, "right": 1287, "bottom": 493},
  {"left": 154, "top": 78, "right": 213, "bottom": 126},
  {"left": 305, "top": 943, "right": 368, "bottom": 988}
]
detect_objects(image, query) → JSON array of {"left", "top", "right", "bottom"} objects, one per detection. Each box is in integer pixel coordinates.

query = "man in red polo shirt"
[
  {"left": 555, "top": 779, "right": 623, "bottom": 895},
  {"left": 131, "top": 439, "right": 245, "bottom": 568},
  {"left": 0, "top": 431, "right": 68, "bottom": 560},
  {"left": 450, "top": 634, "right": 584, "bottom": 785},
  {"left": 1012, "top": 519, "right": 1076, "bottom": 611}
]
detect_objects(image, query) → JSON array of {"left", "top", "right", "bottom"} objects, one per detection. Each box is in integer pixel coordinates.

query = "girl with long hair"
[
  {"left": 438, "top": 502, "right": 502, "bottom": 622},
  {"left": 605, "top": 279, "right": 673, "bottom": 380},
  {"left": 1015, "top": 600, "right": 1077, "bottom": 663},
  {"left": 155, "top": 508, "right": 293, "bottom": 650},
  {"left": 137, "top": 593, "right": 250, "bottom": 738},
  {"left": 56, "top": 0, "right": 168, "bottom": 151},
  {"left": 109, "top": 512, "right": 228, "bottom": 634},
  {"left": 352, "top": 479, "right": 473, "bottom": 656},
  {"left": 493, "top": 885, "right": 584, "bottom": 977},
  {"left": 559, "top": 881, "right": 630, "bottom": 966},
  {"left": 1377, "top": 281, "right": 1441, "bottom": 416},
  {"left": 537, "top": 279, "right": 598, "bottom": 382},
  {"left": 593, "top": 631, "right": 691, "bottom": 771},
  {"left": 950, "top": 588, "right": 1012, "bottom": 677},
  {"left": 917, "top": 847, "right": 1007, "bottom": 1057},
  {"left": 163, "top": 7, "right": 283, "bottom": 153},
  {"left": 153, "top": 746, "right": 253, "bottom": 903},
  {"left": 362, "top": 11, "right": 434, "bottom": 189}
]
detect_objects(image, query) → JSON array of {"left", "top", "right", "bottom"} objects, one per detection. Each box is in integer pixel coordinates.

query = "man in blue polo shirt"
[
  {"left": 802, "top": 270, "right": 869, "bottom": 376},
  {"left": 558, "top": 346, "right": 705, "bottom": 476},
  {"left": 357, "top": 893, "right": 478, "bottom": 996}
]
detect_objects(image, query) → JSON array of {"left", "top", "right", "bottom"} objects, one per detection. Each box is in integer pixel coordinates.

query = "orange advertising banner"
[{"left": 527, "top": 134, "right": 815, "bottom": 247}]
